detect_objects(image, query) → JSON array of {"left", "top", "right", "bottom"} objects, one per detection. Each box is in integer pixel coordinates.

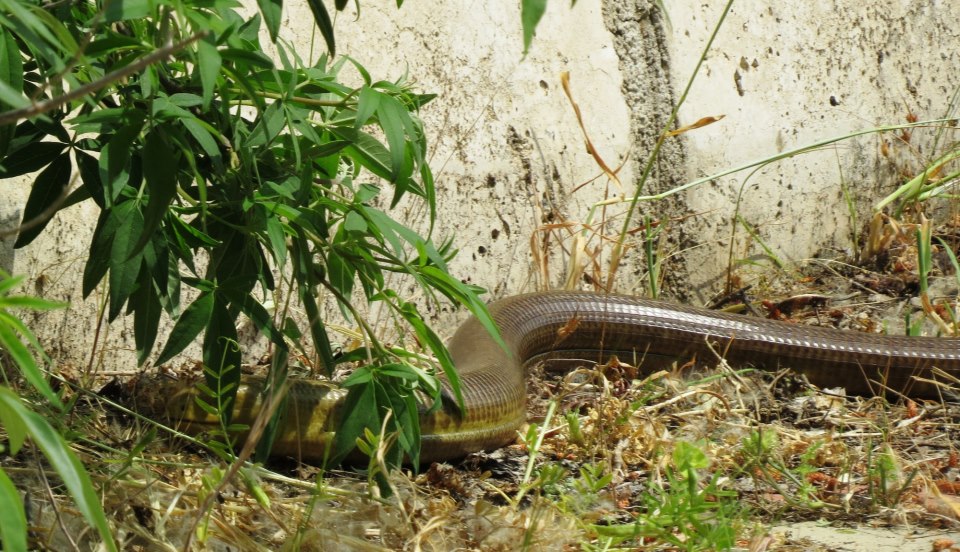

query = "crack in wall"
[{"left": 602, "top": 1, "right": 697, "bottom": 300}]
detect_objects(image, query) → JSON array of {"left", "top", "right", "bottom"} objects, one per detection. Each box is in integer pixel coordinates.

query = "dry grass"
[
  {"left": 7, "top": 311, "right": 960, "bottom": 551},
  {"left": 5, "top": 202, "right": 960, "bottom": 551}
]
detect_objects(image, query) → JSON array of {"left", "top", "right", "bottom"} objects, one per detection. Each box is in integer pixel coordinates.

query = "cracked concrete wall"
[{"left": 4, "top": 0, "right": 960, "bottom": 369}]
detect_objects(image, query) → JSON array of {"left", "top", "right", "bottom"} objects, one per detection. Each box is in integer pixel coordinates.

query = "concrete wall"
[
  {"left": 670, "top": 1, "right": 960, "bottom": 299},
  {"left": 5, "top": 0, "right": 960, "bottom": 369}
]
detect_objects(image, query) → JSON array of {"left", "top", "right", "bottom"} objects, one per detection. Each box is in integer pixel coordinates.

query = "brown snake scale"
[{"left": 161, "top": 291, "right": 960, "bottom": 462}]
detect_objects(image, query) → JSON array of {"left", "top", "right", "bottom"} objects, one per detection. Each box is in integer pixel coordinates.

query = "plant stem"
[{"left": 0, "top": 32, "right": 208, "bottom": 126}]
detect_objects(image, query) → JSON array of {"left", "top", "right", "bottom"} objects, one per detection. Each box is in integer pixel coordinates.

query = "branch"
[{"left": 0, "top": 31, "right": 208, "bottom": 127}]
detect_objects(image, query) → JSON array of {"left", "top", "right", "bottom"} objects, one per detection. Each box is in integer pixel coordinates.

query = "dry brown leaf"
[{"left": 664, "top": 114, "right": 726, "bottom": 137}]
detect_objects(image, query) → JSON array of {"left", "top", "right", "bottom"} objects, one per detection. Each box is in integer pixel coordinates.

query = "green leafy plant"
[
  {"left": 0, "top": 0, "right": 507, "bottom": 465},
  {"left": 866, "top": 440, "right": 916, "bottom": 508},
  {"left": 193, "top": 356, "right": 248, "bottom": 460},
  {"left": 0, "top": 273, "right": 117, "bottom": 551},
  {"left": 915, "top": 220, "right": 958, "bottom": 335},
  {"left": 737, "top": 428, "right": 828, "bottom": 510},
  {"left": 592, "top": 440, "right": 744, "bottom": 551}
]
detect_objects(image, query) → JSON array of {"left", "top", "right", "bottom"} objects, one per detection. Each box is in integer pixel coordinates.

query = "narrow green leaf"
[
  {"left": 202, "top": 295, "right": 241, "bottom": 423},
  {"left": 376, "top": 363, "right": 421, "bottom": 381},
  {"left": 341, "top": 365, "right": 373, "bottom": 386},
  {"left": 256, "top": 0, "right": 283, "bottom": 42},
  {"left": 306, "top": 0, "right": 336, "bottom": 55},
  {"left": 420, "top": 159, "right": 437, "bottom": 228},
  {"left": 400, "top": 301, "right": 462, "bottom": 413},
  {"left": 155, "top": 291, "right": 214, "bottom": 366},
  {"left": 0, "top": 141, "right": 66, "bottom": 178},
  {"left": 196, "top": 36, "right": 222, "bottom": 110},
  {"left": 102, "top": 0, "right": 153, "bottom": 22},
  {"left": 0, "top": 26, "right": 23, "bottom": 160},
  {"left": 107, "top": 203, "right": 145, "bottom": 320},
  {"left": 162, "top": 251, "right": 183, "bottom": 315},
  {"left": 935, "top": 236, "right": 960, "bottom": 290},
  {"left": 84, "top": 34, "right": 144, "bottom": 58},
  {"left": 355, "top": 86, "right": 380, "bottom": 128},
  {"left": 192, "top": 396, "right": 219, "bottom": 416},
  {"left": 330, "top": 380, "right": 378, "bottom": 464},
  {"left": 1, "top": 1, "right": 59, "bottom": 68},
  {"left": 13, "top": 153, "right": 71, "bottom": 248},
  {"left": 170, "top": 214, "right": 220, "bottom": 247},
  {"left": 219, "top": 48, "right": 274, "bottom": 69},
  {"left": 0, "top": 468, "right": 28, "bottom": 552},
  {"left": 361, "top": 205, "right": 439, "bottom": 263},
  {"left": 0, "top": 312, "right": 63, "bottom": 409},
  {"left": 0, "top": 25, "right": 21, "bottom": 92},
  {"left": 521, "top": 0, "right": 548, "bottom": 54},
  {"left": 134, "top": 131, "right": 179, "bottom": 255},
  {"left": 420, "top": 265, "right": 506, "bottom": 353},
  {"left": 82, "top": 214, "right": 110, "bottom": 297},
  {"left": 140, "top": 65, "right": 157, "bottom": 97},
  {"left": 0, "top": 388, "right": 119, "bottom": 552},
  {"left": 264, "top": 215, "right": 287, "bottom": 268},
  {"left": 293, "top": 238, "right": 336, "bottom": 374},
  {"left": 326, "top": 247, "right": 354, "bottom": 305},
  {"left": 301, "top": 141, "right": 349, "bottom": 169},
  {"left": 70, "top": 108, "right": 128, "bottom": 128},
  {"left": 329, "top": 126, "right": 392, "bottom": 180},
  {"left": 60, "top": 176, "right": 92, "bottom": 211},
  {"left": 82, "top": 205, "right": 133, "bottom": 298},
  {"left": 343, "top": 211, "right": 367, "bottom": 233},
  {"left": 166, "top": 93, "right": 203, "bottom": 107},
  {"left": 375, "top": 94, "right": 412, "bottom": 181},
  {"left": 210, "top": 231, "right": 264, "bottom": 295},
  {"left": 244, "top": 101, "right": 285, "bottom": 148},
  {"left": 132, "top": 269, "right": 161, "bottom": 364},
  {"left": 229, "top": 292, "right": 285, "bottom": 349},
  {"left": 0, "top": 392, "right": 26, "bottom": 452},
  {"left": 265, "top": 178, "right": 296, "bottom": 200},
  {"left": 75, "top": 150, "right": 105, "bottom": 207},
  {"left": 0, "top": 274, "right": 23, "bottom": 295},
  {"left": 150, "top": 96, "right": 193, "bottom": 120},
  {"left": 23, "top": 3, "right": 78, "bottom": 52},
  {"left": 0, "top": 309, "right": 47, "bottom": 360},
  {"left": 254, "top": 345, "right": 290, "bottom": 462},
  {"left": 0, "top": 295, "right": 65, "bottom": 310},
  {"left": 99, "top": 111, "right": 146, "bottom": 205},
  {"left": 376, "top": 376, "right": 419, "bottom": 464},
  {"left": 181, "top": 118, "right": 222, "bottom": 167},
  {"left": 148, "top": 243, "right": 169, "bottom": 298},
  {"left": 0, "top": 78, "right": 27, "bottom": 113}
]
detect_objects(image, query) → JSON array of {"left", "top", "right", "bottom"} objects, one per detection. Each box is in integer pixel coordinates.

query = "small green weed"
[
  {"left": 591, "top": 441, "right": 745, "bottom": 551},
  {"left": 737, "top": 429, "right": 829, "bottom": 510}
]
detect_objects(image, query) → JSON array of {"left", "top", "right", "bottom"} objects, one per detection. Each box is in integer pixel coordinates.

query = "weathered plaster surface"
[
  {"left": 303, "top": 0, "right": 639, "bottom": 298},
  {"left": 4, "top": 1, "right": 960, "bottom": 369},
  {"left": 667, "top": 1, "right": 960, "bottom": 300}
]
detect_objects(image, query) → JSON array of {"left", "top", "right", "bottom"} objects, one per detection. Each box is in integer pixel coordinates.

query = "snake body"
[{"left": 164, "top": 291, "right": 960, "bottom": 462}]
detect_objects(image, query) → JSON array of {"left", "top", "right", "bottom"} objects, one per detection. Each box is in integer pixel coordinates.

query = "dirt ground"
[
  {"left": 9, "top": 216, "right": 960, "bottom": 550},
  {"left": 770, "top": 521, "right": 959, "bottom": 551}
]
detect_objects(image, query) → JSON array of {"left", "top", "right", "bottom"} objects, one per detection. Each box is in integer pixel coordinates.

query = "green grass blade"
[
  {"left": 0, "top": 388, "right": 118, "bottom": 551},
  {"left": 0, "top": 468, "right": 27, "bottom": 552},
  {"left": 0, "top": 312, "right": 62, "bottom": 409}
]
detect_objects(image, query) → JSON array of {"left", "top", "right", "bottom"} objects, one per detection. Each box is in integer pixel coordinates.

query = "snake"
[{"left": 157, "top": 291, "right": 960, "bottom": 463}]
